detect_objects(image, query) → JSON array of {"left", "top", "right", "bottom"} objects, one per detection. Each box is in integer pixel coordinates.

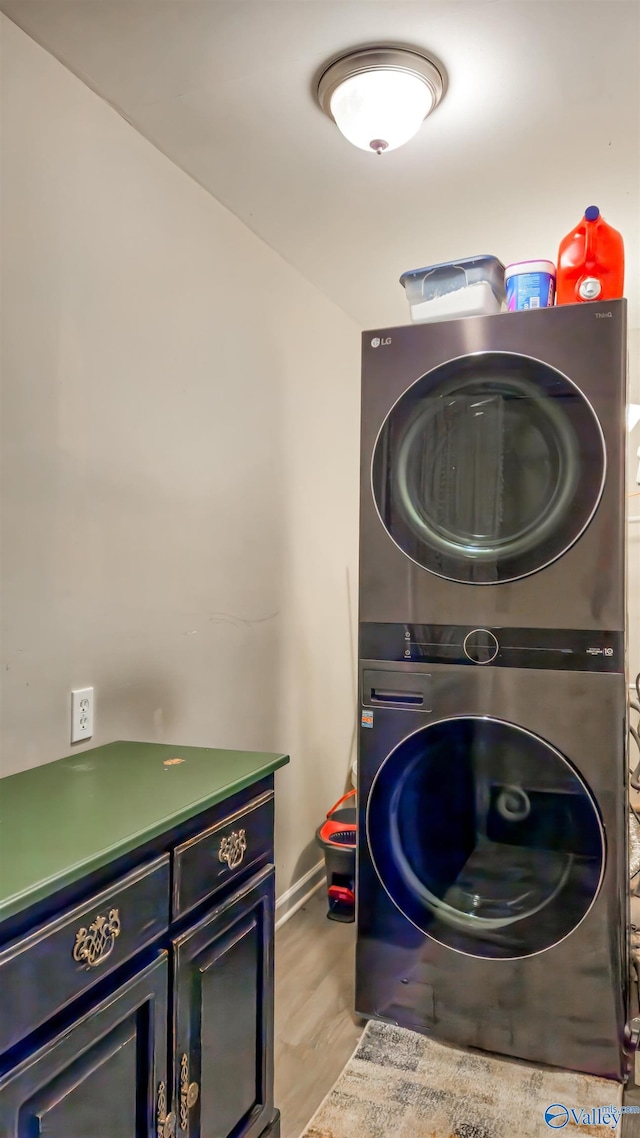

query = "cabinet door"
[
  {"left": 0, "top": 954, "right": 171, "bottom": 1138},
  {"left": 173, "top": 867, "right": 275, "bottom": 1138}
]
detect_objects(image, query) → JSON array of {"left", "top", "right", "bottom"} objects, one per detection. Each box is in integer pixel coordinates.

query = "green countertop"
[{"left": 0, "top": 741, "right": 289, "bottom": 923}]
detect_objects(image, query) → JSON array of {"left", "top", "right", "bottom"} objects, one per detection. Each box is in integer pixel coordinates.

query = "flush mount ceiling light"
[{"left": 317, "top": 47, "right": 444, "bottom": 155}]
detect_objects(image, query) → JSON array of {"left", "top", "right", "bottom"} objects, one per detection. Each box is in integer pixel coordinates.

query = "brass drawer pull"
[
  {"left": 72, "top": 908, "right": 121, "bottom": 968},
  {"left": 218, "top": 828, "right": 247, "bottom": 869},
  {"left": 157, "top": 1081, "right": 177, "bottom": 1138},
  {"left": 179, "top": 1053, "right": 199, "bottom": 1133}
]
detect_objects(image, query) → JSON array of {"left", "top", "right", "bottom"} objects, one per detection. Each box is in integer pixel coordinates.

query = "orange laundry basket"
[{"left": 315, "top": 790, "right": 357, "bottom": 922}]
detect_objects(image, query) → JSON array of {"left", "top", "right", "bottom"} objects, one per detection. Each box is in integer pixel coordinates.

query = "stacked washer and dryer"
[{"left": 356, "top": 299, "right": 629, "bottom": 1080}]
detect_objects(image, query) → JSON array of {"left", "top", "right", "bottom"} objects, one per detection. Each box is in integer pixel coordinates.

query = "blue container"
[{"left": 505, "top": 260, "right": 556, "bottom": 310}]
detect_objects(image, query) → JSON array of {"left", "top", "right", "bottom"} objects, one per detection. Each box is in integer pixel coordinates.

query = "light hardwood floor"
[
  {"left": 274, "top": 888, "right": 640, "bottom": 1138},
  {"left": 274, "top": 889, "right": 362, "bottom": 1138}
]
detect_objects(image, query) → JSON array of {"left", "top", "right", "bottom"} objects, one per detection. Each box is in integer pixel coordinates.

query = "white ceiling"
[{"left": 2, "top": 0, "right": 639, "bottom": 329}]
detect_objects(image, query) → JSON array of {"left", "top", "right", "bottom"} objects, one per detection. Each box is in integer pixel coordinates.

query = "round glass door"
[
  {"left": 371, "top": 352, "right": 605, "bottom": 583},
  {"left": 366, "top": 717, "right": 604, "bottom": 958}
]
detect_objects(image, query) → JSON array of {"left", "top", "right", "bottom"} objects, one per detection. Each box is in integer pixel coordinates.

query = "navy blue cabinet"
[
  {"left": 0, "top": 777, "right": 279, "bottom": 1138},
  {"left": 173, "top": 868, "right": 275, "bottom": 1138},
  {"left": 0, "top": 955, "right": 169, "bottom": 1138}
]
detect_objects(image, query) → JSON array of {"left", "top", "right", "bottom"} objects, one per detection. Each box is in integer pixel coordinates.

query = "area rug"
[{"left": 300, "top": 1019, "right": 625, "bottom": 1137}]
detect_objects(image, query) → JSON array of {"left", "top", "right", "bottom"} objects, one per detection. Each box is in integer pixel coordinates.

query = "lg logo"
[{"left": 371, "top": 336, "right": 392, "bottom": 348}]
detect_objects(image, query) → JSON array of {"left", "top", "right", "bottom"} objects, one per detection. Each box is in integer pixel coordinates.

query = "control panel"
[{"left": 359, "top": 623, "right": 623, "bottom": 673}]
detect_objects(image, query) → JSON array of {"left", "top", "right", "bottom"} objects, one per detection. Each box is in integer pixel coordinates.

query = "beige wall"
[
  {"left": 0, "top": 17, "right": 360, "bottom": 893},
  {"left": 1, "top": 15, "right": 638, "bottom": 902}
]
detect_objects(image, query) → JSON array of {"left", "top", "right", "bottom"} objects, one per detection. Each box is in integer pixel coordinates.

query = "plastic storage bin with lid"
[{"left": 400, "top": 255, "right": 506, "bottom": 323}]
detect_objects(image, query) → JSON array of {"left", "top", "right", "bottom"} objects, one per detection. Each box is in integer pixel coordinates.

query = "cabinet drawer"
[
  {"left": 0, "top": 855, "right": 170, "bottom": 1056},
  {"left": 173, "top": 791, "right": 274, "bottom": 918}
]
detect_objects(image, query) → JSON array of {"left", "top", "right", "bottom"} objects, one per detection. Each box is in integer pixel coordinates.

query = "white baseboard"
[{"left": 275, "top": 859, "right": 326, "bottom": 931}]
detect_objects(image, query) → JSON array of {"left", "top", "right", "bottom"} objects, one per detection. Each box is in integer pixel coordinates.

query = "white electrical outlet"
[{"left": 71, "top": 687, "right": 94, "bottom": 744}]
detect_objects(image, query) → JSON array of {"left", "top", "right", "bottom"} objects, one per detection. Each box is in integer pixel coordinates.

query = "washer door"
[
  {"left": 366, "top": 717, "right": 604, "bottom": 958},
  {"left": 371, "top": 352, "right": 605, "bottom": 583}
]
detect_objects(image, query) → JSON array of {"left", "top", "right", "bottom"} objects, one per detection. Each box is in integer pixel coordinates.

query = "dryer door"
[
  {"left": 366, "top": 716, "right": 604, "bottom": 958},
  {"left": 371, "top": 351, "right": 605, "bottom": 584}
]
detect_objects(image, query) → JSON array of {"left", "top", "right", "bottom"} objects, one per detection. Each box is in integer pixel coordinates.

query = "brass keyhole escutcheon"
[
  {"left": 179, "top": 1054, "right": 199, "bottom": 1132},
  {"left": 156, "top": 1082, "right": 176, "bottom": 1138}
]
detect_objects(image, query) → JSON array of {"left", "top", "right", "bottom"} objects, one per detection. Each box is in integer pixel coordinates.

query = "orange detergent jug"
[{"left": 556, "top": 206, "right": 624, "bottom": 304}]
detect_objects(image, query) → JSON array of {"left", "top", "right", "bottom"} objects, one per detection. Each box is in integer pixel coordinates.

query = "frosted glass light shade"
[
  {"left": 317, "top": 47, "right": 444, "bottom": 155},
  {"left": 330, "top": 69, "right": 434, "bottom": 153}
]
